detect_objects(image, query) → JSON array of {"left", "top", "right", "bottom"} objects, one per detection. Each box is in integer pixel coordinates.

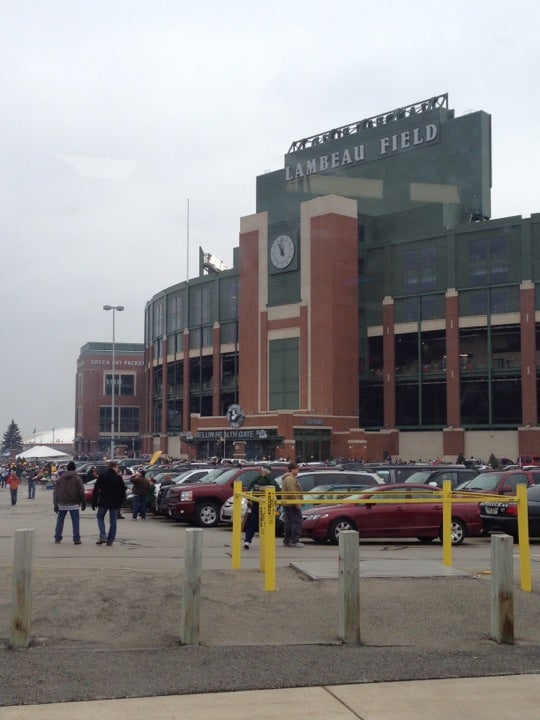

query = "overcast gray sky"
[{"left": 1, "top": 0, "right": 539, "bottom": 439}]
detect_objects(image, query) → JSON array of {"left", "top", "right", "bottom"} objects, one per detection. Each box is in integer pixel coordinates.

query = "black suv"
[
  {"left": 77, "top": 462, "right": 110, "bottom": 482},
  {"left": 404, "top": 466, "right": 478, "bottom": 489}
]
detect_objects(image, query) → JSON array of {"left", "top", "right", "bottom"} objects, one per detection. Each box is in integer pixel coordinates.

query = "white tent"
[{"left": 16, "top": 446, "right": 70, "bottom": 460}]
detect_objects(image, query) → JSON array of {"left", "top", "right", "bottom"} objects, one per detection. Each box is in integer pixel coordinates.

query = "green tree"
[
  {"left": 489, "top": 453, "right": 499, "bottom": 469},
  {"left": 2, "top": 419, "right": 23, "bottom": 453}
]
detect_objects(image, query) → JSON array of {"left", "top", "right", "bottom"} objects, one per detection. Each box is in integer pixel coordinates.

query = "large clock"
[{"left": 270, "top": 234, "right": 295, "bottom": 269}]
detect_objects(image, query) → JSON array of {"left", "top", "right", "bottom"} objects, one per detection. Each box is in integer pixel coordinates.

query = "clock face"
[{"left": 270, "top": 234, "right": 295, "bottom": 269}]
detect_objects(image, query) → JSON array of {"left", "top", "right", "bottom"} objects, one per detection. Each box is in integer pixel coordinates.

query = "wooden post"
[
  {"left": 338, "top": 530, "right": 360, "bottom": 644},
  {"left": 10, "top": 528, "right": 35, "bottom": 649},
  {"left": 490, "top": 533, "right": 514, "bottom": 644},
  {"left": 179, "top": 528, "right": 203, "bottom": 645}
]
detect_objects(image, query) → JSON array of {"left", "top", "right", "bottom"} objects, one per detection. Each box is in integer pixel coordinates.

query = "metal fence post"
[
  {"left": 10, "top": 528, "right": 35, "bottom": 649},
  {"left": 231, "top": 480, "right": 242, "bottom": 570},
  {"left": 263, "top": 487, "right": 276, "bottom": 592},
  {"left": 490, "top": 533, "right": 514, "bottom": 644},
  {"left": 442, "top": 480, "right": 452, "bottom": 567},
  {"left": 338, "top": 530, "right": 360, "bottom": 644},
  {"left": 179, "top": 528, "right": 203, "bottom": 645},
  {"left": 516, "top": 484, "right": 531, "bottom": 591}
]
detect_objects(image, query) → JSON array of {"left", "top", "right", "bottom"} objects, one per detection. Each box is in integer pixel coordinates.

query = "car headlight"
[{"left": 180, "top": 491, "right": 192, "bottom": 501}]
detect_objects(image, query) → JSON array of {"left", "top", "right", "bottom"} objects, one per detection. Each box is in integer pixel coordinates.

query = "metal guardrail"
[
  {"left": 287, "top": 93, "right": 448, "bottom": 153},
  {"left": 231, "top": 481, "right": 532, "bottom": 593}
]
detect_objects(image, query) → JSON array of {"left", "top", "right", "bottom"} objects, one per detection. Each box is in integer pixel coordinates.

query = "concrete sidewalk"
[{"left": 1, "top": 675, "right": 539, "bottom": 719}]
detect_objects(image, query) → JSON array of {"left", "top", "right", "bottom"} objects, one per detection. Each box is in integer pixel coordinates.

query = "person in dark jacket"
[
  {"left": 243, "top": 464, "right": 280, "bottom": 550},
  {"left": 130, "top": 469, "right": 150, "bottom": 520},
  {"left": 92, "top": 461, "right": 126, "bottom": 546},
  {"left": 53, "top": 461, "right": 86, "bottom": 544}
]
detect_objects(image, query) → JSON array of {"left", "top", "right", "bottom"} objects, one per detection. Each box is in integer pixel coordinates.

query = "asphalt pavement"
[{"left": 1, "top": 485, "right": 540, "bottom": 717}]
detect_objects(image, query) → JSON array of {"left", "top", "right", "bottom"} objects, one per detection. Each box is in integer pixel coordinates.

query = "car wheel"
[
  {"left": 417, "top": 536, "right": 436, "bottom": 543},
  {"left": 195, "top": 501, "right": 220, "bottom": 527},
  {"left": 439, "top": 518, "right": 466, "bottom": 545},
  {"left": 328, "top": 518, "right": 357, "bottom": 545}
]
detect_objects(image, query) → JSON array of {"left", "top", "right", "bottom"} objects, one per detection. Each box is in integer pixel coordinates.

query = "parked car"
[
  {"left": 117, "top": 458, "right": 148, "bottom": 470},
  {"left": 166, "top": 466, "right": 285, "bottom": 527},
  {"left": 517, "top": 455, "right": 540, "bottom": 467},
  {"left": 154, "top": 467, "right": 225, "bottom": 515},
  {"left": 77, "top": 462, "right": 110, "bottom": 483},
  {"left": 455, "top": 469, "right": 540, "bottom": 495},
  {"left": 404, "top": 466, "right": 478, "bottom": 489},
  {"left": 301, "top": 483, "right": 482, "bottom": 546},
  {"left": 275, "top": 469, "right": 384, "bottom": 492},
  {"left": 218, "top": 469, "right": 384, "bottom": 531},
  {"left": 220, "top": 481, "right": 373, "bottom": 527},
  {"left": 301, "top": 483, "right": 378, "bottom": 510},
  {"left": 480, "top": 484, "right": 540, "bottom": 541},
  {"left": 363, "top": 464, "right": 436, "bottom": 484},
  {"left": 84, "top": 479, "right": 96, "bottom": 504}
]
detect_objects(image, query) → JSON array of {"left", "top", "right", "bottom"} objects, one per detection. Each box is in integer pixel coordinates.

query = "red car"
[
  {"left": 455, "top": 469, "right": 540, "bottom": 494},
  {"left": 84, "top": 479, "right": 96, "bottom": 504},
  {"left": 301, "top": 483, "right": 482, "bottom": 546}
]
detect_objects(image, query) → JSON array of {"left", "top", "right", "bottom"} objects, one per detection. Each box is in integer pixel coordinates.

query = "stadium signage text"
[{"left": 285, "top": 123, "right": 438, "bottom": 181}]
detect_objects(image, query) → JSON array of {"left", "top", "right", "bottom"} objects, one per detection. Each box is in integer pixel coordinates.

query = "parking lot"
[
  {"left": 2, "top": 483, "right": 540, "bottom": 581},
  {"left": 2, "top": 484, "right": 540, "bottom": 707}
]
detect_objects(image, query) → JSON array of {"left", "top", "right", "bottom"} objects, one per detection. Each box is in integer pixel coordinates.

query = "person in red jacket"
[{"left": 7, "top": 468, "right": 22, "bottom": 506}]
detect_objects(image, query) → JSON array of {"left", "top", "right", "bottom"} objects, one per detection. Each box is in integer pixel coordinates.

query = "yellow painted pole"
[
  {"left": 259, "top": 492, "right": 266, "bottom": 573},
  {"left": 516, "top": 484, "right": 531, "bottom": 592},
  {"left": 264, "top": 487, "right": 276, "bottom": 591},
  {"left": 442, "top": 480, "right": 452, "bottom": 567},
  {"left": 231, "top": 480, "right": 242, "bottom": 569}
]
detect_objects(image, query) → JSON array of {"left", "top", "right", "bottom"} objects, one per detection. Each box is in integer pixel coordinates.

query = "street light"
[{"left": 103, "top": 304, "right": 124, "bottom": 459}]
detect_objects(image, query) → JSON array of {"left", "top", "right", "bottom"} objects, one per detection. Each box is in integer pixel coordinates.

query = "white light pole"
[{"left": 103, "top": 305, "right": 124, "bottom": 459}]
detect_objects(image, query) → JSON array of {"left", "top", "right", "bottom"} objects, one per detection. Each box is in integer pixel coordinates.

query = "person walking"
[
  {"left": 243, "top": 464, "right": 279, "bottom": 550},
  {"left": 7, "top": 468, "right": 22, "bottom": 506},
  {"left": 27, "top": 468, "right": 39, "bottom": 499},
  {"left": 92, "top": 461, "right": 126, "bottom": 546},
  {"left": 53, "top": 461, "right": 86, "bottom": 544},
  {"left": 131, "top": 469, "right": 150, "bottom": 520},
  {"left": 280, "top": 461, "right": 304, "bottom": 547}
]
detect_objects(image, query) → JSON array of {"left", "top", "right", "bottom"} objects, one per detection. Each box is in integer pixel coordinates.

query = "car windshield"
[
  {"left": 212, "top": 468, "right": 239, "bottom": 484},
  {"left": 404, "top": 471, "right": 432, "bottom": 483},
  {"left": 456, "top": 473, "right": 499, "bottom": 491},
  {"left": 304, "top": 484, "right": 333, "bottom": 497}
]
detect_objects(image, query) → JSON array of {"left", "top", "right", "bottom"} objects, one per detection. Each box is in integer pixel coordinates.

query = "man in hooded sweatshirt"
[
  {"left": 92, "top": 461, "right": 127, "bottom": 546},
  {"left": 53, "top": 461, "right": 86, "bottom": 544}
]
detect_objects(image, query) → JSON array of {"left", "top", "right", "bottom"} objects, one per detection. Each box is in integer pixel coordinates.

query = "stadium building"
[
  {"left": 75, "top": 342, "right": 145, "bottom": 457},
  {"left": 140, "top": 93, "right": 540, "bottom": 462}
]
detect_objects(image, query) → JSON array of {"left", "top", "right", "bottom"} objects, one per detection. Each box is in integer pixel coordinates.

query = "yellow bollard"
[
  {"left": 231, "top": 480, "right": 243, "bottom": 569},
  {"left": 442, "top": 480, "right": 452, "bottom": 567},
  {"left": 264, "top": 487, "right": 276, "bottom": 591},
  {"left": 259, "top": 492, "right": 266, "bottom": 573},
  {"left": 516, "top": 484, "right": 531, "bottom": 592}
]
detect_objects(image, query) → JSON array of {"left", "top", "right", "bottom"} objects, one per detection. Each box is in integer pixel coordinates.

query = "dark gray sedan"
[{"left": 480, "top": 484, "right": 540, "bottom": 541}]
